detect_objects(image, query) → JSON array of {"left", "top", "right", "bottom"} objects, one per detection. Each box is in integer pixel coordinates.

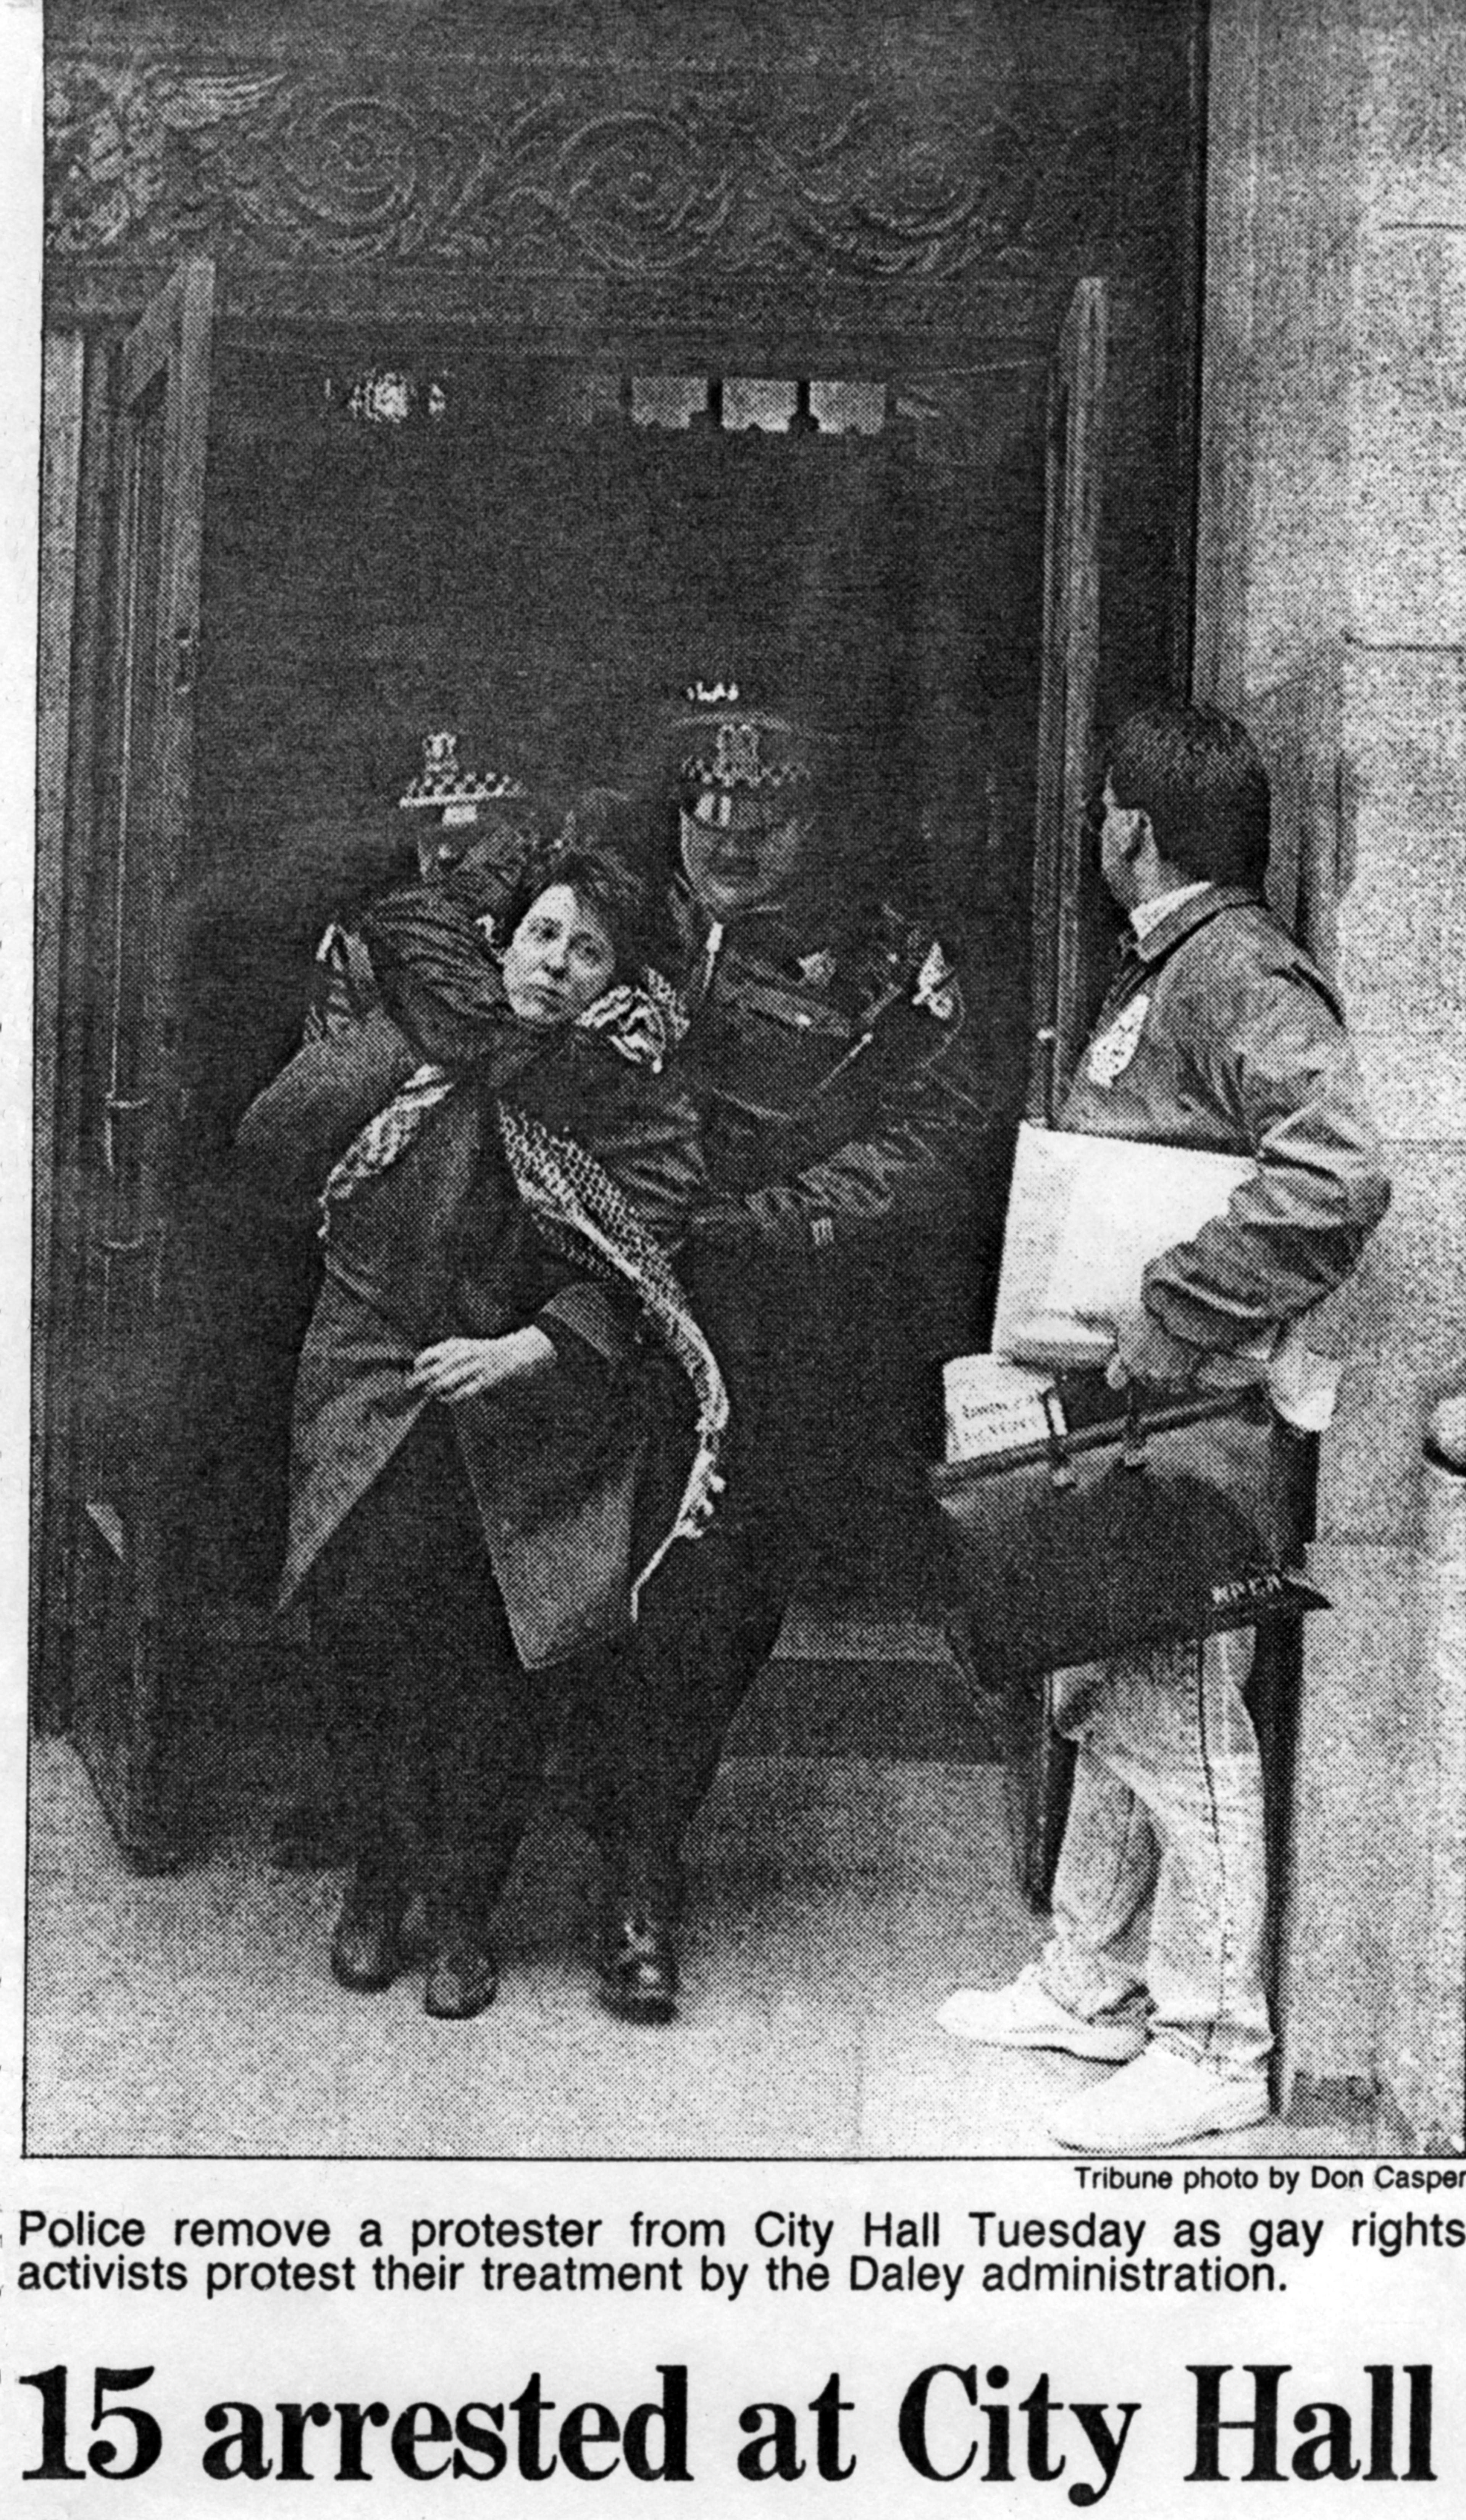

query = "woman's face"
[{"left": 502, "top": 882, "right": 618, "bottom": 1025}]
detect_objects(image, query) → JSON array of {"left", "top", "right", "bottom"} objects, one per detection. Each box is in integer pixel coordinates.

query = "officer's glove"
[
  {"left": 690, "top": 1196, "right": 762, "bottom": 1255},
  {"left": 743, "top": 1186, "right": 821, "bottom": 1251}
]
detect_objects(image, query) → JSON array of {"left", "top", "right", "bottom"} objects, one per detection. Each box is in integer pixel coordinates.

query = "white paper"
[
  {"left": 942, "top": 1355, "right": 1059, "bottom": 1462},
  {"left": 993, "top": 1123, "right": 1254, "bottom": 1365}
]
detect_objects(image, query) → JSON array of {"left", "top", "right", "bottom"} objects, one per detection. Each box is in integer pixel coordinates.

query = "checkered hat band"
[
  {"left": 678, "top": 714, "right": 814, "bottom": 795},
  {"left": 680, "top": 756, "right": 812, "bottom": 792}
]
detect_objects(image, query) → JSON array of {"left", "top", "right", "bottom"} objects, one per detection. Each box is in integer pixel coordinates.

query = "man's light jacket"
[{"left": 1060, "top": 884, "right": 1390, "bottom": 1354}]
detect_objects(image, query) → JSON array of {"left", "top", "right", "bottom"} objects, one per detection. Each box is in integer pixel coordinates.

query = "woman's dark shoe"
[
  {"left": 329, "top": 1877, "right": 407, "bottom": 1992},
  {"left": 423, "top": 1920, "right": 500, "bottom": 2021},
  {"left": 596, "top": 1894, "right": 680, "bottom": 2025}
]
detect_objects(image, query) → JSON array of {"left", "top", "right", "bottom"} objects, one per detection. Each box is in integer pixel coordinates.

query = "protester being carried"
[{"left": 238, "top": 838, "right": 720, "bottom": 2020}]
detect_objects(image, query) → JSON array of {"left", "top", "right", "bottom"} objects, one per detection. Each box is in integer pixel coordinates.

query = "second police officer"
[{"left": 577, "top": 682, "right": 1001, "bottom": 2021}]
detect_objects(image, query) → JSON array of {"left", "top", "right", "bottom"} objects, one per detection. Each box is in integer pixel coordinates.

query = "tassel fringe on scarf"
[{"left": 494, "top": 1103, "right": 728, "bottom": 1608}]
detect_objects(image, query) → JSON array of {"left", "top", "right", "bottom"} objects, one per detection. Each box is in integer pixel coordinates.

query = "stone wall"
[{"left": 1199, "top": 0, "right": 1466, "bottom": 2144}]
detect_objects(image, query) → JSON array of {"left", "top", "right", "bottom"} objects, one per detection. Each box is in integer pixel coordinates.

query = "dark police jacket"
[
  {"left": 670, "top": 880, "right": 995, "bottom": 1319},
  {"left": 663, "top": 879, "right": 998, "bottom": 1558}
]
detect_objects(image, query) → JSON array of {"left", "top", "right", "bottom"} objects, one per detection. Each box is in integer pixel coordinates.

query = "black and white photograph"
[{"left": 17, "top": 0, "right": 1466, "bottom": 2194}]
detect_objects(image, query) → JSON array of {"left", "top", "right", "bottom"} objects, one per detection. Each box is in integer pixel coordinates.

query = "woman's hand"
[{"left": 408, "top": 1327, "right": 556, "bottom": 1404}]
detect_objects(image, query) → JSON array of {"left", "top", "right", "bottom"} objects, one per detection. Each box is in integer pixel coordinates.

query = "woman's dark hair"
[
  {"left": 1104, "top": 703, "right": 1272, "bottom": 892},
  {"left": 502, "top": 839, "right": 656, "bottom": 981},
  {"left": 557, "top": 783, "right": 651, "bottom": 863}
]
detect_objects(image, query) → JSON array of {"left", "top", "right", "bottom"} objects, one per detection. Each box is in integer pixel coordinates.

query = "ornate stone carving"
[
  {"left": 45, "top": 50, "right": 1108, "bottom": 292},
  {"left": 46, "top": 64, "right": 291, "bottom": 256}
]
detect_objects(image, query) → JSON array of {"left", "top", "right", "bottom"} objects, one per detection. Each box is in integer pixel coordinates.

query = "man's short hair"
[{"left": 1105, "top": 703, "right": 1271, "bottom": 892}]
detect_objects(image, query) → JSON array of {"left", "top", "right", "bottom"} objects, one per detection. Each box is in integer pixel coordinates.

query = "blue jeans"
[{"left": 1037, "top": 1629, "right": 1272, "bottom": 2080}]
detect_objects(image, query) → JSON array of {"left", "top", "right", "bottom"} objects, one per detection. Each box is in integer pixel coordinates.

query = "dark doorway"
[{"left": 176, "top": 338, "right": 1048, "bottom": 1693}]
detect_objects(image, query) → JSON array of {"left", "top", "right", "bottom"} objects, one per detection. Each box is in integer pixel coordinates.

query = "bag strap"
[{"left": 1041, "top": 1386, "right": 1077, "bottom": 1491}]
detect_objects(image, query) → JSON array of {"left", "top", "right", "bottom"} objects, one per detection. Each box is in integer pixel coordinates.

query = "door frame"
[{"left": 39, "top": 260, "right": 215, "bottom": 1867}]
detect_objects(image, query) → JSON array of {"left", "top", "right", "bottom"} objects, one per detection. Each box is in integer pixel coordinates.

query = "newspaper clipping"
[{"left": 6, "top": 3, "right": 1465, "bottom": 2511}]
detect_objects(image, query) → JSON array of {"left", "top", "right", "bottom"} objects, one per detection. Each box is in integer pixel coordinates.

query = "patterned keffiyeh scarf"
[
  {"left": 494, "top": 1104, "right": 728, "bottom": 1605},
  {"left": 319, "top": 968, "right": 680, "bottom": 1219}
]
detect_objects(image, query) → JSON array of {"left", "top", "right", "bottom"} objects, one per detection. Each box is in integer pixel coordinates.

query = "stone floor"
[{"left": 26, "top": 1737, "right": 1384, "bottom": 2160}]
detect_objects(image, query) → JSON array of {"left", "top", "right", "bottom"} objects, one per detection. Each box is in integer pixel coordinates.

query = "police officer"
[
  {"left": 578, "top": 685, "right": 999, "bottom": 2021},
  {"left": 305, "top": 732, "right": 539, "bottom": 1042},
  {"left": 270, "top": 732, "right": 541, "bottom": 1869}
]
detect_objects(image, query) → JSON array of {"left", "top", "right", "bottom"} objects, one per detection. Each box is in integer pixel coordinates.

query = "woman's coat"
[{"left": 237, "top": 970, "right": 705, "bottom": 1667}]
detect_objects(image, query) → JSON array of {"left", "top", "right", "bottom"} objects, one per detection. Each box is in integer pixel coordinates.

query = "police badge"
[
  {"left": 912, "top": 940, "right": 957, "bottom": 1020},
  {"left": 1085, "top": 990, "right": 1150, "bottom": 1086}
]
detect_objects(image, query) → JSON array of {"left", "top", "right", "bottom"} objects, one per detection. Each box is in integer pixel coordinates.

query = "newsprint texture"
[{"left": 5, "top": 2, "right": 1465, "bottom": 2511}]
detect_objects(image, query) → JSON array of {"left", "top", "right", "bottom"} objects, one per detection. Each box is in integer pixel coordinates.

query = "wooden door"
[
  {"left": 1010, "top": 278, "right": 1108, "bottom": 1907},
  {"left": 66, "top": 257, "right": 215, "bottom": 1870}
]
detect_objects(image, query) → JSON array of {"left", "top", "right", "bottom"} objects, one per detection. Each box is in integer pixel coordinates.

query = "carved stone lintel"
[{"left": 45, "top": 47, "right": 1120, "bottom": 313}]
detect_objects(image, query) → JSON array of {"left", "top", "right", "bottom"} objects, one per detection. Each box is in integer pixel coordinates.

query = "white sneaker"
[
  {"left": 937, "top": 1964, "right": 1147, "bottom": 2063},
  {"left": 1046, "top": 2046, "right": 1269, "bottom": 2152}
]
